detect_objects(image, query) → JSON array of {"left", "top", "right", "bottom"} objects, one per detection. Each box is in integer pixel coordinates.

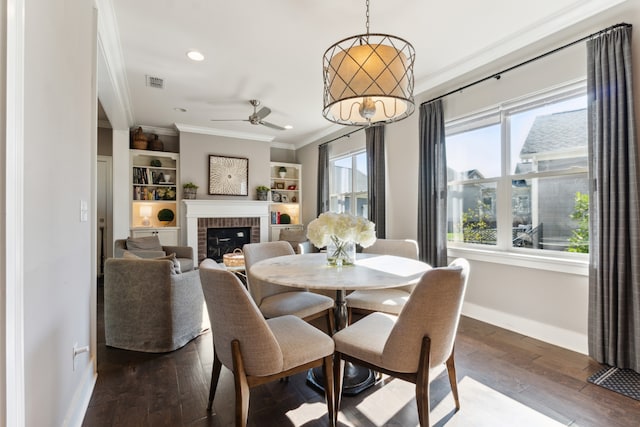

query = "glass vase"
[{"left": 326, "top": 237, "right": 356, "bottom": 266}]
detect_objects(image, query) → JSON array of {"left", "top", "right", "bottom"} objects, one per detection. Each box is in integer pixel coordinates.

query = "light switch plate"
[{"left": 80, "top": 200, "right": 88, "bottom": 222}]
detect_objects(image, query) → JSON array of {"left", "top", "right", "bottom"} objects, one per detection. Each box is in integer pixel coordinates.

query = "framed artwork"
[
  {"left": 209, "top": 155, "right": 249, "bottom": 196},
  {"left": 275, "top": 181, "right": 285, "bottom": 189}
]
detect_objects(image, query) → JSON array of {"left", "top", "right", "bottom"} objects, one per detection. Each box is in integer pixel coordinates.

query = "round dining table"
[{"left": 249, "top": 252, "right": 432, "bottom": 394}]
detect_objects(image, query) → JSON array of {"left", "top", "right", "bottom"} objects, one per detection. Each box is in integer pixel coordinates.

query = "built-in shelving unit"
[
  {"left": 130, "top": 149, "right": 180, "bottom": 245},
  {"left": 269, "top": 162, "right": 303, "bottom": 241}
]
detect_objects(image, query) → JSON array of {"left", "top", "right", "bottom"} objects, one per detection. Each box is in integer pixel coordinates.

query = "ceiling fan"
[{"left": 210, "top": 99, "right": 289, "bottom": 131}]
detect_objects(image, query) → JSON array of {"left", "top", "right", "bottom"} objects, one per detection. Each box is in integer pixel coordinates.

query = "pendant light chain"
[{"left": 365, "top": 0, "right": 370, "bottom": 34}]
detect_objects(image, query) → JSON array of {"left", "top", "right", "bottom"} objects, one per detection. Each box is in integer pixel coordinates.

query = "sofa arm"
[
  {"left": 163, "top": 245, "right": 193, "bottom": 260},
  {"left": 114, "top": 239, "right": 128, "bottom": 258},
  {"left": 163, "top": 245, "right": 194, "bottom": 271}
]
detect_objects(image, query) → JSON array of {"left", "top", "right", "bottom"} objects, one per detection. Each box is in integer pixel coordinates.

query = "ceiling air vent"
[{"left": 145, "top": 75, "right": 164, "bottom": 89}]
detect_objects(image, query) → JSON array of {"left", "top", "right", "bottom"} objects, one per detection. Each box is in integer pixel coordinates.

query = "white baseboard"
[
  {"left": 462, "top": 302, "right": 588, "bottom": 355},
  {"left": 63, "top": 357, "right": 97, "bottom": 427}
]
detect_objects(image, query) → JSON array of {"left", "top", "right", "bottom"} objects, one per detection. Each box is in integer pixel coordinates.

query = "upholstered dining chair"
[
  {"left": 243, "top": 241, "right": 335, "bottom": 333},
  {"left": 333, "top": 258, "right": 470, "bottom": 427},
  {"left": 199, "top": 259, "right": 336, "bottom": 427},
  {"left": 346, "top": 239, "right": 420, "bottom": 322}
]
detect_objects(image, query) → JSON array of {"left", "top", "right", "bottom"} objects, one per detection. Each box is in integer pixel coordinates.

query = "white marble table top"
[{"left": 249, "top": 253, "right": 432, "bottom": 291}]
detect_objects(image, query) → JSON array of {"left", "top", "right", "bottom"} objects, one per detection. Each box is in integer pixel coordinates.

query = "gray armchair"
[
  {"left": 114, "top": 236, "right": 194, "bottom": 272},
  {"left": 104, "top": 257, "right": 206, "bottom": 352}
]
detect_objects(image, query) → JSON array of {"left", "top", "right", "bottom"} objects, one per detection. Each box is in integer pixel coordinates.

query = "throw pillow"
[
  {"left": 122, "top": 250, "right": 141, "bottom": 259},
  {"left": 122, "top": 250, "right": 181, "bottom": 274},
  {"left": 157, "top": 253, "right": 181, "bottom": 275},
  {"left": 126, "top": 235, "right": 163, "bottom": 251}
]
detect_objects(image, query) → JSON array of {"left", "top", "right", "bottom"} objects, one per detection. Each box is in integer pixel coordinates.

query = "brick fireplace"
[
  {"left": 183, "top": 200, "right": 270, "bottom": 263},
  {"left": 198, "top": 217, "right": 259, "bottom": 263}
]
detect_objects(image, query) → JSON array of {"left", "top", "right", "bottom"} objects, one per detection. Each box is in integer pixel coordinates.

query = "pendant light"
[{"left": 322, "top": 0, "right": 416, "bottom": 126}]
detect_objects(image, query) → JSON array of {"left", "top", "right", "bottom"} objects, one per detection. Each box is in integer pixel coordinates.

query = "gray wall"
[
  {"left": 179, "top": 132, "right": 271, "bottom": 200},
  {"left": 270, "top": 146, "right": 296, "bottom": 163},
  {"left": 97, "top": 126, "right": 112, "bottom": 156}
]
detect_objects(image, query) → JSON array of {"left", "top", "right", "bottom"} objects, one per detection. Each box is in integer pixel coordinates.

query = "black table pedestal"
[
  {"left": 306, "top": 362, "right": 375, "bottom": 396},
  {"left": 306, "top": 288, "right": 376, "bottom": 395}
]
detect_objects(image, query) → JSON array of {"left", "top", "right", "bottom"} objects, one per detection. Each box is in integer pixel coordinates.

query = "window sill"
[{"left": 447, "top": 246, "right": 588, "bottom": 276}]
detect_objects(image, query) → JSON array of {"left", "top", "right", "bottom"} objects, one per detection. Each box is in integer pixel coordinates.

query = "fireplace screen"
[{"left": 207, "top": 227, "right": 251, "bottom": 262}]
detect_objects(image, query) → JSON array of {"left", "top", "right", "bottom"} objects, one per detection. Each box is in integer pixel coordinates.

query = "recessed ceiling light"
[
  {"left": 284, "top": 125, "right": 293, "bottom": 130},
  {"left": 174, "top": 107, "right": 187, "bottom": 112},
  {"left": 186, "top": 50, "right": 204, "bottom": 61}
]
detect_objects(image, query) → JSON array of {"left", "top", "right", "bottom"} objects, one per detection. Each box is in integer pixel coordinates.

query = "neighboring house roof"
[
  {"left": 520, "top": 109, "right": 587, "bottom": 157},
  {"left": 463, "top": 169, "right": 485, "bottom": 180},
  {"left": 447, "top": 167, "right": 486, "bottom": 181}
]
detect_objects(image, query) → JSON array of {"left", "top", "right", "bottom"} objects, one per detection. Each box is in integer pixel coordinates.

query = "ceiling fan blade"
[
  {"left": 255, "top": 106, "right": 271, "bottom": 120},
  {"left": 209, "top": 119, "right": 249, "bottom": 122},
  {"left": 260, "top": 120, "right": 287, "bottom": 131}
]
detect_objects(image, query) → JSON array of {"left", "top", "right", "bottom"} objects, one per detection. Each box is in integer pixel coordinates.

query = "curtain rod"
[
  {"left": 318, "top": 125, "right": 368, "bottom": 148},
  {"left": 422, "top": 22, "right": 632, "bottom": 106}
]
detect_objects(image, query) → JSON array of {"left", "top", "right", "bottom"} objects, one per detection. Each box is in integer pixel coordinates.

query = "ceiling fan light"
[{"left": 323, "top": 32, "right": 415, "bottom": 125}]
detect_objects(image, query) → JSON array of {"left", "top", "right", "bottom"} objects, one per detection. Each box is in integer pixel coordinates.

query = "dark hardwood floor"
[{"left": 83, "top": 285, "right": 640, "bottom": 426}]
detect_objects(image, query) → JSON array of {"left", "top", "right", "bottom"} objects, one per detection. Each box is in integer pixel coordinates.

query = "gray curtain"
[
  {"left": 417, "top": 100, "right": 448, "bottom": 267},
  {"left": 317, "top": 143, "right": 330, "bottom": 216},
  {"left": 587, "top": 25, "right": 640, "bottom": 372},
  {"left": 366, "top": 125, "right": 386, "bottom": 238}
]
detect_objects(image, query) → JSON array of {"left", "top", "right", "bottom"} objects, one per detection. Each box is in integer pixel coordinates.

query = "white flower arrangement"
[{"left": 306, "top": 212, "right": 377, "bottom": 249}]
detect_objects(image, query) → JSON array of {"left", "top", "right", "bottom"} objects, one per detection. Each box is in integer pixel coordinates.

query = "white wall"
[
  {"left": 299, "top": 1, "right": 640, "bottom": 354},
  {"left": 21, "top": 0, "right": 97, "bottom": 425},
  {"left": 1, "top": 0, "right": 8, "bottom": 422}
]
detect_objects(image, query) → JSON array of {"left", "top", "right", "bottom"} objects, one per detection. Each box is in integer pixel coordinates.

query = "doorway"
[{"left": 97, "top": 155, "right": 113, "bottom": 280}]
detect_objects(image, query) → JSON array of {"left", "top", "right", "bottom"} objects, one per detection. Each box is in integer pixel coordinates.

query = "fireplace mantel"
[{"left": 183, "top": 200, "right": 270, "bottom": 261}]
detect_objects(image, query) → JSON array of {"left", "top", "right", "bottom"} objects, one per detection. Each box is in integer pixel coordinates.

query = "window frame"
[
  {"left": 329, "top": 149, "right": 368, "bottom": 217},
  {"left": 445, "top": 81, "right": 589, "bottom": 275}
]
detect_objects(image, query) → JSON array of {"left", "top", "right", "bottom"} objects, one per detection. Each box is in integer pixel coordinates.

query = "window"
[
  {"left": 329, "top": 151, "right": 368, "bottom": 217},
  {"left": 446, "top": 85, "right": 588, "bottom": 256}
]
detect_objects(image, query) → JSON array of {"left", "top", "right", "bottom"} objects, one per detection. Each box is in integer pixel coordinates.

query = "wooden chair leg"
[
  {"left": 416, "top": 337, "right": 432, "bottom": 427},
  {"left": 446, "top": 350, "right": 460, "bottom": 410},
  {"left": 333, "top": 354, "right": 345, "bottom": 426},
  {"left": 347, "top": 307, "right": 352, "bottom": 326},
  {"left": 327, "top": 308, "right": 335, "bottom": 336},
  {"left": 208, "top": 351, "right": 223, "bottom": 411},
  {"left": 232, "top": 340, "right": 250, "bottom": 427},
  {"left": 322, "top": 355, "right": 336, "bottom": 427}
]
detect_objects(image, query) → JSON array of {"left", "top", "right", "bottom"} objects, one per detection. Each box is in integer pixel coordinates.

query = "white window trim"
[
  {"left": 329, "top": 149, "right": 367, "bottom": 216},
  {"left": 445, "top": 80, "right": 590, "bottom": 274}
]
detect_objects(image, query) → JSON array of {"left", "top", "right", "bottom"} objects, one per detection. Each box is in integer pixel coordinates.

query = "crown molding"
[
  {"left": 415, "top": 0, "right": 630, "bottom": 95},
  {"left": 95, "top": 0, "right": 134, "bottom": 129},
  {"left": 174, "top": 123, "right": 275, "bottom": 142},
  {"left": 134, "top": 125, "right": 177, "bottom": 137},
  {"left": 269, "top": 141, "right": 296, "bottom": 150}
]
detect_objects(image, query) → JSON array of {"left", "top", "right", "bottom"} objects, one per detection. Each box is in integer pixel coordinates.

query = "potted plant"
[
  {"left": 183, "top": 182, "right": 199, "bottom": 199},
  {"left": 256, "top": 185, "right": 270, "bottom": 201},
  {"left": 278, "top": 166, "right": 287, "bottom": 178}
]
